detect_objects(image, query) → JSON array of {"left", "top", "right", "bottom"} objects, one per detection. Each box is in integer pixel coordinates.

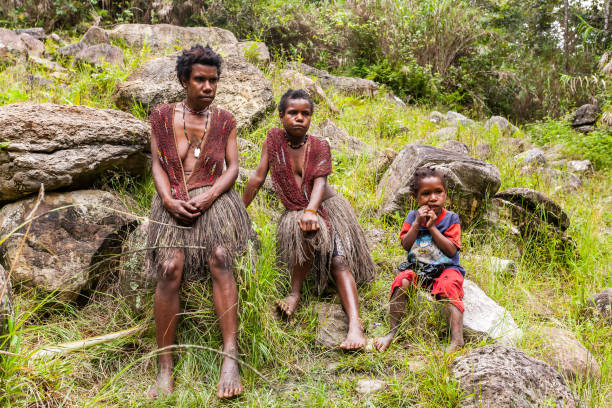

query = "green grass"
[{"left": 0, "top": 39, "right": 611, "bottom": 407}]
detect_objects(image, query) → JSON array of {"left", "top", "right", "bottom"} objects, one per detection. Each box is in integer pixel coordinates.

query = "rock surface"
[
  {"left": 485, "top": 115, "right": 517, "bottom": 135},
  {"left": 515, "top": 147, "right": 546, "bottom": 167},
  {"left": 538, "top": 326, "right": 601, "bottom": 380},
  {"left": 313, "top": 119, "right": 377, "bottom": 156},
  {"left": 566, "top": 160, "right": 593, "bottom": 175},
  {"left": 107, "top": 24, "right": 238, "bottom": 53},
  {"left": 0, "top": 103, "right": 150, "bottom": 202},
  {"left": 81, "top": 26, "right": 110, "bottom": 45},
  {"left": 0, "top": 28, "right": 44, "bottom": 59},
  {"left": 236, "top": 41, "right": 270, "bottom": 64},
  {"left": 315, "top": 302, "right": 348, "bottom": 348},
  {"left": 591, "top": 288, "right": 612, "bottom": 322},
  {"left": 75, "top": 44, "right": 124, "bottom": 67},
  {"left": 452, "top": 346, "right": 580, "bottom": 408},
  {"left": 0, "top": 190, "right": 136, "bottom": 301},
  {"left": 376, "top": 144, "right": 501, "bottom": 225},
  {"left": 475, "top": 143, "right": 492, "bottom": 159},
  {"left": 58, "top": 42, "right": 86, "bottom": 58},
  {"left": 441, "top": 140, "right": 470, "bottom": 156},
  {"left": 117, "top": 221, "right": 155, "bottom": 315},
  {"left": 279, "top": 69, "right": 339, "bottom": 113},
  {"left": 572, "top": 104, "right": 600, "bottom": 127},
  {"left": 289, "top": 62, "right": 379, "bottom": 96},
  {"left": 14, "top": 27, "right": 45, "bottom": 41},
  {"left": 499, "top": 137, "right": 528, "bottom": 153},
  {"left": 493, "top": 188, "right": 569, "bottom": 231},
  {"left": 428, "top": 111, "right": 445, "bottom": 124},
  {"left": 446, "top": 111, "right": 475, "bottom": 127},
  {"left": 432, "top": 127, "right": 458, "bottom": 141},
  {"left": 462, "top": 279, "right": 521, "bottom": 344},
  {"left": 355, "top": 379, "right": 386, "bottom": 395},
  {"left": 0, "top": 263, "right": 12, "bottom": 336},
  {"left": 113, "top": 53, "right": 275, "bottom": 129}
]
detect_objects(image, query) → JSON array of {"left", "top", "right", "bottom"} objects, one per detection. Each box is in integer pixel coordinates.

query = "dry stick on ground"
[{"left": 0, "top": 185, "right": 45, "bottom": 304}]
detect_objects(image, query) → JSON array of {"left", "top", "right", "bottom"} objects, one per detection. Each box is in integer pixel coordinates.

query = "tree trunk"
[
  {"left": 605, "top": 0, "right": 610, "bottom": 32},
  {"left": 563, "top": 0, "right": 569, "bottom": 72}
]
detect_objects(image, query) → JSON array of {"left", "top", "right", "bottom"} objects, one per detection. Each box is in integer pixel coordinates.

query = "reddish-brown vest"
[{"left": 150, "top": 103, "right": 236, "bottom": 201}]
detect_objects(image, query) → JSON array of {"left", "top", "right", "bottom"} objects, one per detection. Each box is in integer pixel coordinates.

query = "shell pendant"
[{"left": 194, "top": 147, "right": 201, "bottom": 158}]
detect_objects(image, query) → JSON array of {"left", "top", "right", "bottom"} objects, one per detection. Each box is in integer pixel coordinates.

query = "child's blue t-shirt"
[{"left": 399, "top": 208, "right": 466, "bottom": 276}]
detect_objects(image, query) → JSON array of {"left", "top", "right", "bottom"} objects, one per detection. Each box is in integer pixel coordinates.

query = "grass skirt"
[
  {"left": 276, "top": 195, "right": 376, "bottom": 294},
  {"left": 147, "top": 186, "right": 253, "bottom": 281}
]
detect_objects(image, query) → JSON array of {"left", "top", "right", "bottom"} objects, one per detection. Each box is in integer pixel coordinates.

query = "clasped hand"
[
  {"left": 298, "top": 211, "right": 320, "bottom": 233},
  {"left": 416, "top": 205, "right": 437, "bottom": 229},
  {"left": 164, "top": 191, "right": 216, "bottom": 224}
]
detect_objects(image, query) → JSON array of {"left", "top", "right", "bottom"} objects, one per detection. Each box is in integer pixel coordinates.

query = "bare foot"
[
  {"left": 147, "top": 368, "right": 174, "bottom": 399},
  {"left": 445, "top": 339, "right": 464, "bottom": 354},
  {"left": 373, "top": 333, "right": 395, "bottom": 352},
  {"left": 276, "top": 293, "right": 300, "bottom": 317},
  {"left": 217, "top": 355, "right": 243, "bottom": 399},
  {"left": 339, "top": 322, "right": 366, "bottom": 350}
]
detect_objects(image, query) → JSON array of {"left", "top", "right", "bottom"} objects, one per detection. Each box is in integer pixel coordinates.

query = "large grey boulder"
[
  {"left": 446, "top": 111, "right": 475, "bottom": 127},
  {"left": 0, "top": 190, "right": 136, "bottom": 301},
  {"left": 514, "top": 147, "right": 546, "bottom": 167},
  {"left": 0, "top": 28, "right": 44, "bottom": 60},
  {"left": 289, "top": 62, "right": 379, "bottom": 96},
  {"left": 81, "top": 26, "right": 110, "bottom": 46},
  {"left": 14, "top": 27, "right": 45, "bottom": 41},
  {"left": 592, "top": 288, "right": 612, "bottom": 323},
  {"left": 572, "top": 104, "right": 600, "bottom": 127},
  {"left": 452, "top": 346, "right": 580, "bottom": 408},
  {"left": 278, "top": 69, "right": 339, "bottom": 113},
  {"left": 538, "top": 326, "right": 601, "bottom": 380},
  {"left": 57, "top": 42, "right": 86, "bottom": 58},
  {"left": 107, "top": 24, "right": 238, "bottom": 53},
  {"left": 0, "top": 263, "right": 11, "bottom": 337},
  {"left": 441, "top": 140, "right": 470, "bottom": 156},
  {"left": 376, "top": 144, "right": 501, "bottom": 225},
  {"left": 113, "top": 53, "right": 275, "bottom": 130},
  {"left": 0, "top": 103, "right": 150, "bottom": 203},
  {"left": 75, "top": 44, "right": 124, "bottom": 67},
  {"left": 313, "top": 119, "right": 377, "bottom": 156},
  {"left": 117, "top": 221, "right": 155, "bottom": 315},
  {"left": 485, "top": 115, "right": 518, "bottom": 135},
  {"left": 463, "top": 280, "right": 521, "bottom": 344},
  {"left": 236, "top": 41, "right": 270, "bottom": 64},
  {"left": 493, "top": 188, "right": 569, "bottom": 232}
]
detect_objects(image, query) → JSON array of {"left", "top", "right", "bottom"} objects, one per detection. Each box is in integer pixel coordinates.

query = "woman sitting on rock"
[
  {"left": 147, "top": 44, "right": 253, "bottom": 399},
  {"left": 242, "top": 89, "right": 376, "bottom": 350}
]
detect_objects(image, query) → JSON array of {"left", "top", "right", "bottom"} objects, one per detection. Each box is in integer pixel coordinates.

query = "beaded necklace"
[{"left": 182, "top": 101, "right": 210, "bottom": 158}]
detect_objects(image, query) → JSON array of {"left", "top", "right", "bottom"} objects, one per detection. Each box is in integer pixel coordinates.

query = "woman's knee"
[
  {"left": 209, "top": 246, "right": 231, "bottom": 272},
  {"left": 331, "top": 256, "right": 349, "bottom": 273},
  {"left": 158, "top": 258, "right": 183, "bottom": 287}
]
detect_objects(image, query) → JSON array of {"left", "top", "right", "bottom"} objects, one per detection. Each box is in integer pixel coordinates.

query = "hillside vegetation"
[{"left": 0, "top": 1, "right": 611, "bottom": 407}]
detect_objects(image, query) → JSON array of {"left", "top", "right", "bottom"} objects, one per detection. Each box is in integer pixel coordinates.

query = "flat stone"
[
  {"left": 566, "top": 160, "right": 593, "bottom": 175},
  {"left": 0, "top": 190, "right": 136, "bottom": 301},
  {"left": 58, "top": 42, "right": 86, "bottom": 58},
  {"left": 113, "top": 52, "right": 275, "bottom": 130},
  {"left": 315, "top": 302, "right": 348, "bottom": 349},
  {"left": 15, "top": 28, "right": 45, "bottom": 41},
  {"left": 0, "top": 103, "right": 150, "bottom": 202},
  {"left": 313, "top": 119, "right": 377, "bottom": 156},
  {"left": 355, "top": 379, "right": 385, "bottom": 395},
  {"left": 452, "top": 346, "right": 580, "bottom": 408},
  {"left": 289, "top": 62, "right": 379, "bottom": 96},
  {"left": 485, "top": 115, "right": 517, "bottom": 135},
  {"left": 28, "top": 56, "right": 67, "bottom": 72},
  {"left": 575, "top": 125, "right": 595, "bottom": 134},
  {"left": 446, "top": 111, "right": 475, "bottom": 127},
  {"left": 377, "top": 144, "right": 500, "bottom": 226},
  {"left": 538, "top": 326, "right": 601, "bottom": 380},
  {"left": 514, "top": 147, "right": 546, "bottom": 167}
]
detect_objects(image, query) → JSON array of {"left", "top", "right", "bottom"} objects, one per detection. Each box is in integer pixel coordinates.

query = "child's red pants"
[{"left": 390, "top": 268, "right": 465, "bottom": 313}]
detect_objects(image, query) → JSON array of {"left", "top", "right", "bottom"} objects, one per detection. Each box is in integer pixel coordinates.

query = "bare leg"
[
  {"left": 148, "top": 251, "right": 184, "bottom": 399},
  {"left": 374, "top": 278, "right": 409, "bottom": 352},
  {"left": 209, "top": 246, "right": 243, "bottom": 399},
  {"left": 276, "top": 257, "right": 312, "bottom": 317},
  {"left": 445, "top": 303, "right": 464, "bottom": 353},
  {"left": 332, "top": 256, "right": 366, "bottom": 350}
]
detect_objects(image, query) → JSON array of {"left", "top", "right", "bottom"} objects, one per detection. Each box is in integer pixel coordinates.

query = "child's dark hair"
[
  {"left": 278, "top": 89, "right": 314, "bottom": 115},
  {"left": 409, "top": 167, "right": 447, "bottom": 196},
  {"left": 176, "top": 44, "right": 222, "bottom": 85}
]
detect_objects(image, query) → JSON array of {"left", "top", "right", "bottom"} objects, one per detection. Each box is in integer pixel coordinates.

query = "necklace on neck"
[
  {"left": 182, "top": 102, "right": 211, "bottom": 158},
  {"left": 285, "top": 133, "right": 308, "bottom": 149},
  {"left": 183, "top": 100, "right": 210, "bottom": 116}
]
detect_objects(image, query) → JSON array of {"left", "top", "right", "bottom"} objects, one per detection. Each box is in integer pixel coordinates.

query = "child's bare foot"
[
  {"left": 373, "top": 333, "right": 395, "bottom": 352},
  {"left": 445, "top": 338, "right": 464, "bottom": 354},
  {"left": 340, "top": 322, "right": 366, "bottom": 350},
  {"left": 276, "top": 293, "right": 300, "bottom": 317},
  {"left": 147, "top": 367, "right": 174, "bottom": 399},
  {"left": 217, "top": 354, "right": 243, "bottom": 399}
]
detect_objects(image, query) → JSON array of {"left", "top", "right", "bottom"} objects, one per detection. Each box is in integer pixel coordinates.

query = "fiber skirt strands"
[
  {"left": 147, "top": 186, "right": 253, "bottom": 281},
  {"left": 277, "top": 195, "right": 376, "bottom": 294}
]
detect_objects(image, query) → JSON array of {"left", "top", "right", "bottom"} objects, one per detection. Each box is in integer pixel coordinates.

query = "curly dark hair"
[
  {"left": 278, "top": 89, "right": 314, "bottom": 115},
  {"left": 176, "top": 44, "right": 222, "bottom": 85},
  {"left": 409, "top": 167, "right": 447, "bottom": 197}
]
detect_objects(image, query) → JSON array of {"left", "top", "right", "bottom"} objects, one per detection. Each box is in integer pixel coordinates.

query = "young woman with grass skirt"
[
  {"left": 146, "top": 44, "right": 253, "bottom": 399},
  {"left": 243, "top": 89, "right": 376, "bottom": 350}
]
